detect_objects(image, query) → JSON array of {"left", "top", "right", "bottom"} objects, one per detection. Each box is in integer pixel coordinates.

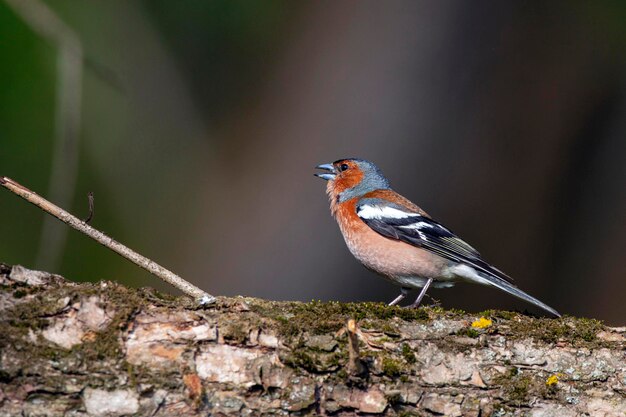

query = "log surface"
[{"left": 0, "top": 264, "right": 624, "bottom": 416}]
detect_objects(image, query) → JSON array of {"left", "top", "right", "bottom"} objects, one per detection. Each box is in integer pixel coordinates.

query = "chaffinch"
[{"left": 315, "top": 158, "right": 560, "bottom": 317}]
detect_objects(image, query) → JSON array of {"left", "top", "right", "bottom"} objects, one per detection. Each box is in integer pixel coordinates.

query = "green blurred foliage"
[{"left": 0, "top": 2, "right": 54, "bottom": 266}]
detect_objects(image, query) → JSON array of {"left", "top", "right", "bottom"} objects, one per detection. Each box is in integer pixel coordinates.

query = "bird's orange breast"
[{"left": 332, "top": 198, "right": 445, "bottom": 280}]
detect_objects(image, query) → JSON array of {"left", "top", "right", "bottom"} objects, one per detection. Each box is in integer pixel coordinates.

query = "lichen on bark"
[{"left": 0, "top": 263, "right": 624, "bottom": 416}]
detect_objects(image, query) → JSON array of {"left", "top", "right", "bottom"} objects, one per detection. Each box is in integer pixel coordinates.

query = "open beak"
[{"left": 314, "top": 163, "right": 336, "bottom": 181}]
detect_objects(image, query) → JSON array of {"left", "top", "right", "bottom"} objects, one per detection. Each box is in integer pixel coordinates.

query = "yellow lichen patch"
[
  {"left": 546, "top": 374, "right": 560, "bottom": 386},
  {"left": 471, "top": 317, "right": 492, "bottom": 329}
]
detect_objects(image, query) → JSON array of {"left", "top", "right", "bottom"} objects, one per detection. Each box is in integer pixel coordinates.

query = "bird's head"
[{"left": 315, "top": 158, "right": 390, "bottom": 203}]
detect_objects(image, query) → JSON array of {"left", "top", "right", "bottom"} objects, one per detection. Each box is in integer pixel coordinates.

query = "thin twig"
[
  {"left": 84, "top": 192, "right": 94, "bottom": 224},
  {"left": 4, "top": 0, "right": 83, "bottom": 271},
  {"left": 0, "top": 176, "right": 216, "bottom": 304}
]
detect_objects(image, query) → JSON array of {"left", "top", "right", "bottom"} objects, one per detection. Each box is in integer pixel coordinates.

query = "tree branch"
[{"left": 0, "top": 264, "right": 623, "bottom": 416}]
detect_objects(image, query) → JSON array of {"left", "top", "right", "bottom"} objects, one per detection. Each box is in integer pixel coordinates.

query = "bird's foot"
[
  {"left": 425, "top": 294, "right": 441, "bottom": 307},
  {"left": 402, "top": 301, "right": 423, "bottom": 309}
]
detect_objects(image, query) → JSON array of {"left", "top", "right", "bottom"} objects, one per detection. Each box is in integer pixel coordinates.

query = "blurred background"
[{"left": 1, "top": 1, "right": 624, "bottom": 324}]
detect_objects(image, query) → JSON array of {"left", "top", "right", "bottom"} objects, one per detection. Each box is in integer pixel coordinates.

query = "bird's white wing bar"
[
  {"left": 398, "top": 221, "right": 436, "bottom": 240},
  {"left": 356, "top": 204, "right": 421, "bottom": 220}
]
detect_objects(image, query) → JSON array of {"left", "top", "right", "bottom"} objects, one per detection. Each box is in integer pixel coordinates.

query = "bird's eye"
[{"left": 340, "top": 163, "right": 349, "bottom": 172}]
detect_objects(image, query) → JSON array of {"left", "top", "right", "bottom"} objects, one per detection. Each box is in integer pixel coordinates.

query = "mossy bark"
[{"left": 0, "top": 263, "right": 624, "bottom": 416}]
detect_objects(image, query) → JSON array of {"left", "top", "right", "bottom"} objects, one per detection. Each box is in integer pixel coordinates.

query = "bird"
[{"left": 314, "top": 158, "right": 560, "bottom": 317}]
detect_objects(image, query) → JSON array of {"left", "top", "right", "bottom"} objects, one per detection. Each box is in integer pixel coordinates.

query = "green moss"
[
  {"left": 327, "top": 350, "right": 345, "bottom": 368},
  {"left": 506, "top": 316, "right": 604, "bottom": 346},
  {"left": 398, "top": 411, "right": 421, "bottom": 417},
  {"left": 446, "top": 307, "right": 467, "bottom": 316},
  {"left": 12, "top": 289, "right": 27, "bottom": 298},
  {"left": 382, "top": 356, "right": 402, "bottom": 377},
  {"left": 494, "top": 368, "right": 543, "bottom": 405},
  {"left": 287, "top": 350, "right": 317, "bottom": 371},
  {"left": 455, "top": 328, "right": 480, "bottom": 338},
  {"left": 126, "top": 362, "right": 136, "bottom": 387},
  {"left": 281, "top": 348, "right": 346, "bottom": 373},
  {"left": 386, "top": 392, "right": 402, "bottom": 405},
  {"left": 401, "top": 343, "right": 416, "bottom": 364},
  {"left": 427, "top": 306, "right": 446, "bottom": 314},
  {"left": 67, "top": 284, "right": 164, "bottom": 363},
  {"left": 544, "top": 383, "right": 559, "bottom": 399},
  {"left": 478, "top": 309, "right": 516, "bottom": 320},
  {"left": 250, "top": 299, "right": 429, "bottom": 338},
  {"left": 571, "top": 317, "right": 604, "bottom": 342},
  {"left": 380, "top": 323, "right": 401, "bottom": 336},
  {"left": 280, "top": 337, "right": 347, "bottom": 373},
  {"left": 508, "top": 374, "right": 533, "bottom": 402},
  {"left": 464, "top": 309, "right": 609, "bottom": 349},
  {"left": 219, "top": 320, "right": 250, "bottom": 344}
]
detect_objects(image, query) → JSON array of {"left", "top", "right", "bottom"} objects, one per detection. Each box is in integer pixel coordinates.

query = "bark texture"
[{"left": 0, "top": 263, "right": 624, "bottom": 417}]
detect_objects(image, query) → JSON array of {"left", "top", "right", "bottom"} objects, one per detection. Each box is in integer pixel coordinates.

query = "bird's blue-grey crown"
[{"left": 335, "top": 158, "right": 391, "bottom": 202}]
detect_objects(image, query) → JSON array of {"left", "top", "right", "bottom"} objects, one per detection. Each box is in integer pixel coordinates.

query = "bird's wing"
[{"left": 356, "top": 199, "right": 514, "bottom": 284}]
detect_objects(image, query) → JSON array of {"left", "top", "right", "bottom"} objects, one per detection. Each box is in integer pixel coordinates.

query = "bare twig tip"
[
  {"left": 199, "top": 295, "right": 217, "bottom": 305},
  {"left": 1, "top": 175, "right": 214, "bottom": 301},
  {"left": 84, "top": 192, "right": 94, "bottom": 224}
]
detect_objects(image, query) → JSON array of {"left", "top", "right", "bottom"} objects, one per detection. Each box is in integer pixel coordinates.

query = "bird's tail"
[{"left": 478, "top": 271, "right": 561, "bottom": 317}]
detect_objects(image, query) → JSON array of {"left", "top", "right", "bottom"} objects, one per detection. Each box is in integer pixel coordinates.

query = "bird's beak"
[{"left": 314, "top": 163, "right": 336, "bottom": 181}]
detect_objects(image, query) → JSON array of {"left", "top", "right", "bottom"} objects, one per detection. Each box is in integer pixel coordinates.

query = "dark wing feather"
[{"left": 357, "top": 205, "right": 514, "bottom": 285}]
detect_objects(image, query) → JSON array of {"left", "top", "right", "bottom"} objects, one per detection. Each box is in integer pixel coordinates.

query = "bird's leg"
[
  {"left": 405, "top": 278, "right": 433, "bottom": 309},
  {"left": 388, "top": 287, "right": 410, "bottom": 306}
]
